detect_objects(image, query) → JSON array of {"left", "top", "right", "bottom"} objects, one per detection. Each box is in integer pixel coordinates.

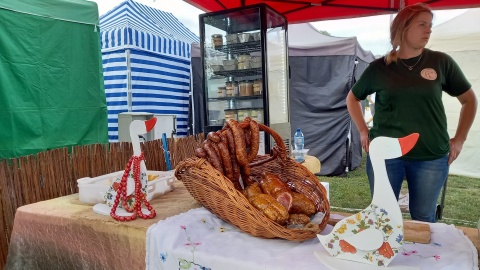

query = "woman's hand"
[
  {"left": 448, "top": 137, "right": 464, "bottom": 165},
  {"left": 360, "top": 129, "right": 370, "bottom": 153},
  {"left": 346, "top": 90, "right": 371, "bottom": 152},
  {"left": 449, "top": 89, "right": 477, "bottom": 165}
]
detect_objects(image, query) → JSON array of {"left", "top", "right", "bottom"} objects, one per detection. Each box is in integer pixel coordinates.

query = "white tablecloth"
[{"left": 146, "top": 208, "right": 478, "bottom": 270}]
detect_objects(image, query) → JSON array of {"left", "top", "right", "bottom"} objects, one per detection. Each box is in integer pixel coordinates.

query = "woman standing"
[{"left": 346, "top": 3, "right": 477, "bottom": 222}]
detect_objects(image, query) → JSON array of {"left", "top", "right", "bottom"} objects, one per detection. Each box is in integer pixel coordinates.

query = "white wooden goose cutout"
[
  {"left": 317, "top": 133, "right": 419, "bottom": 267},
  {"left": 125, "top": 117, "right": 158, "bottom": 196},
  {"left": 101, "top": 117, "right": 157, "bottom": 209}
]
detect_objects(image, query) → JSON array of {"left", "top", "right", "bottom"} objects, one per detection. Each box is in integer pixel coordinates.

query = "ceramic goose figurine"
[
  {"left": 317, "top": 133, "right": 419, "bottom": 267},
  {"left": 125, "top": 117, "right": 158, "bottom": 196},
  {"left": 104, "top": 117, "right": 157, "bottom": 208}
]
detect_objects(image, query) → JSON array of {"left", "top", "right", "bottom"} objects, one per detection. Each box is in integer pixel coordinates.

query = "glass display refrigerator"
[{"left": 199, "top": 4, "right": 291, "bottom": 154}]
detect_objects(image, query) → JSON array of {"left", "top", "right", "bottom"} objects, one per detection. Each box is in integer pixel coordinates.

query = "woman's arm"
[
  {"left": 346, "top": 90, "right": 371, "bottom": 152},
  {"left": 449, "top": 88, "right": 478, "bottom": 165}
]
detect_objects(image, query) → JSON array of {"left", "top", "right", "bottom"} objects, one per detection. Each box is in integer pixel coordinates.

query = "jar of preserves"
[
  {"left": 226, "top": 88, "right": 235, "bottom": 97},
  {"left": 237, "top": 61, "right": 250, "bottom": 70},
  {"left": 225, "top": 81, "right": 236, "bottom": 97},
  {"left": 237, "top": 109, "right": 250, "bottom": 122},
  {"left": 211, "top": 34, "right": 223, "bottom": 48},
  {"left": 224, "top": 109, "right": 238, "bottom": 122},
  {"left": 233, "top": 81, "right": 239, "bottom": 96},
  {"left": 256, "top": 109, "right": 264, "bottom": 123},
  {"left": 237, "top": 54, "right": 251, "bottom": 70},
  {"left": 217, "top": 86, "right": 226, "bottom": 97},
  {"left": 237, "top": 55, "right": 251, "bottom": 62},
  {"left": 253, "top": 79, "right": 262, "bottom": 95},
  {"left": 249, "top": 109, "right": 264, "bottom": 123},
  {"left": 239, "top": 81, "right": 253, "bottom": 96},
  {"left": 225, "top": 33, "right": 238, "bottom": 44}
]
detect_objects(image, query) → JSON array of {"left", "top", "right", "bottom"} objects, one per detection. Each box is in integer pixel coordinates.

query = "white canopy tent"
[
  {"left": 288, "top": 23, "right": 375, "bottom": 63},
  {"left": 287, "top": 23, "right": 375, "bottom": 176},
  {"left": 428, "top": 8, "right": 480, "bottom": 178}
]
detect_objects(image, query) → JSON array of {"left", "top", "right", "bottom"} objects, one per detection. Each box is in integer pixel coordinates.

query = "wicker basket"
[{"left": 175, "top": 123, "right": 330, "bottom": 241}]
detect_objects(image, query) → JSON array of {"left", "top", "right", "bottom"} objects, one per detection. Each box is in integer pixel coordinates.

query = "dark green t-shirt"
[{"left": 352, "top": 49, "right": 471, "bottom": 160}]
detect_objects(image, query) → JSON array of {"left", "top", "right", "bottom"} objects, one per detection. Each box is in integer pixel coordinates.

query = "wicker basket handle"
[{"left": 239, "top": 120, "right": 287, "bottom": 160}]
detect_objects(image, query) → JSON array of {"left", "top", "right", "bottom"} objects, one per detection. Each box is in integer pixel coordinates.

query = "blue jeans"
[{"left": 366, "top": 154, "right": 449, "bottom": 223}]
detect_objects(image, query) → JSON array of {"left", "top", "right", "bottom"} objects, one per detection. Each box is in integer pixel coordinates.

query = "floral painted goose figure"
[
  {"left": 125, "top": 117, "right": 157, "bottom": 197},
  {"left": 317, "top": 133, "right": 419, "bottom": 267},
  {"left": 104, "top": 117, "right": 158, "bottom": 221}
]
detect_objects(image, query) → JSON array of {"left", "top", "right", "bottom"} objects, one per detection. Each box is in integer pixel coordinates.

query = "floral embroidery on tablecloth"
[
  {"left": 160, "top": 252, "right": 167, "bottom": 262},
  {"left": 201, "top": 218, "right": 227, "bottom": 233},
  {"left": 400, "top": 241, "right": 442, "bottom": 261},
  {"left": 160, "top": 218, "right": 228, "bottom": 269}
]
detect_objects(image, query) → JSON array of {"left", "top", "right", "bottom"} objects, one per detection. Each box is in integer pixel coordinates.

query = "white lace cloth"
[{"left": 146, "top": 208, "right": 478, "bottom": 270}]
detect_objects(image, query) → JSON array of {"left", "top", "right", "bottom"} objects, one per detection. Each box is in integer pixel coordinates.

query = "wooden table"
[
  {"left": 5, "top": 180, "right": 200, "bottom": 269},
  {"left": 5, "top": 181, "right": 479, "bottom": 269}
]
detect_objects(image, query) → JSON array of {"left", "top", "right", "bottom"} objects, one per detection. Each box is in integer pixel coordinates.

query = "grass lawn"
[{"left": 317, "top": 154, "right": 480, "bottom": 228}]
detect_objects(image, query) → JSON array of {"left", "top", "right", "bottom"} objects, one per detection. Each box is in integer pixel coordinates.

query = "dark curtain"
[
  {"left": 289, "top": 55, "right": 361, "bottom": 176},
  {"left": 188, "top": 56, "right": 205, "bottom": 135}
]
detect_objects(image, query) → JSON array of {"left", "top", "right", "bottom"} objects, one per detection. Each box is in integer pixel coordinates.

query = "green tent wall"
[{"left": 0, "top": 0, "right": 108, "bottom": 159}]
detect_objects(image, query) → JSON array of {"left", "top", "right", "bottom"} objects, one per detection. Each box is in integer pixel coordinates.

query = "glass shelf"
[
  {"left": 208, "top": 95, "right": 262, "bottom": 101},
  {"left": 213, "top": 41, "right": 261, "bottom": 54},
  {"left": 225, "top": 106, "right": 264, "bottom": 110},
  {"left": 212, "top": 67, "right": 262, "bottom": 77}
]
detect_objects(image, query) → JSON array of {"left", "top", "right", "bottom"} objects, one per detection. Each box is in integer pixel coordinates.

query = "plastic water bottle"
[{"left": 293, "top": 128, "right": 304, "bottom": 150}]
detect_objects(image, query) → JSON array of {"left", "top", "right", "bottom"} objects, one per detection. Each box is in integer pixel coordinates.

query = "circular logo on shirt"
[{"left": 420, "top": 68, "right": 437, "bottom": 80}]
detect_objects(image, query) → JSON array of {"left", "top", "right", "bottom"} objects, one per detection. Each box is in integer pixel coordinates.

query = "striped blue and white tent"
[{"left": 100, "top": 0, "right": 199, "bottom": 141}]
